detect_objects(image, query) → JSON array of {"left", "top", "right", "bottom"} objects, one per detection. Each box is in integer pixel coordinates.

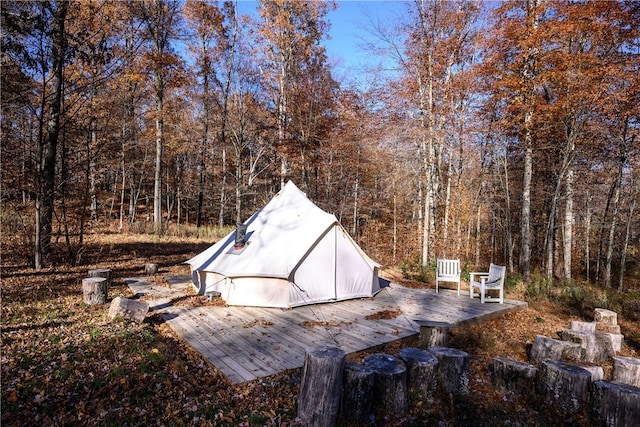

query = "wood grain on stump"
[
  {"left": 398, "top": 347, "right": 438, "bottom": 403},
  {"left": 339, "top": 362, "right": 374, "bottom": 425},
  {"left": 297, "top": 346, "right": 345, "bottom": 427},
  {"left": 82, "top": 277, "right": 108, "bottom": 305},
  {"left": 363, "top": 353, "right": 408, "bottom": 420}
]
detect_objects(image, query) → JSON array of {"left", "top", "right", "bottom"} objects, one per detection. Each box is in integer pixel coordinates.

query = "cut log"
[
  {"left": 559, "top": 329, "right": 591, "bottom": 362},
  {"left": 428, "top": 346, "right": 470, "bottom": 397},
  {"left": 492, "top": 357, "right": 538, "bottom": 395},
  {"left": 594, "top": 308, "right": 617, "bottom": 325},
  {"left": 144, "top": 263, "right": 158, "bottom": 274},
  {"left": 569, "top": 320, "right": 596, "bottom": 334},
  {"left": 596, "top": 331, "right": 623, "bottom": 353},
  {"left": 536, "top": 360, "right": 591, "bottom": 415},
  {"left": 590, "top": 380, "right": 640, "bottom": 427},
  {"left": 613, "top": 356, "right": 640, "bottom": 387},
  {"left": 339, "top": 362, "right": 374, "bottom": 425},
  {"left": 363, "top": 353, "right": 408, "bottom": 420},
  {"left": 108, "top": 297, "right": 149, "bottom": 323},
  {"left": 596, "top": 322, "right": 621, "bottom": 334},
  {"left": 297, "top": 346, "right": 345, "bottom": 427},
  {"left": 88, "top": 268, "right": 111, "bottom": 286},
  {"left": 82, "top": 277, "right": 108, "bottom": 305},
  {"left": 398, "top": 347, "right": 439, "bottom": 403},
  {"left": 529, "top": 335, "right": 582, "bottom": 365},
  {"left": 417, "top": 320, "right": 453, "bottom": 348},
  {"left": 583, "top": 365, "right": 605, "bottom": 382}
]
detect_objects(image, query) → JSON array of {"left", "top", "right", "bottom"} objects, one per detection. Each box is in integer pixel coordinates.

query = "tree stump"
[
  {"left": 590, "top": 380, "right": 640, "bottom": 427},
  {"left": 529, "top": 335, "right": 582, "bottom": 365},
  {"left": 417, "top": 320, "right": 453, "bottom": 348},
  {"left": 596, "top": 331, "right": 623, "bottom": 353},
  {"left": 595, "top": 322, "right": 621, "bottom": 334},
  {"left": 339, "top": 362, "right": 374, "bottom": 425},
  {"left": 88, "top": 268, "right": 111, "bottom": 286},
  {"left": 297, "top": 346, "right": 345, "bottom": 427},
  {"left": 398, "top": 347, "right": 439, "bottom": 403},
  {"left": 108, "top": 297, "right": 149, "bottom": 323},
  {"left": 363, "top": 353, "right": 408, "bottom": 420},
  {"left": 82, "top": 277, "right": 108, "bottom": 305},
  {"left": 594, "top": 308, "right": 617, "bottom": 325},
  {"left": 582, "top": 365, "right": 604, "bottom": 382},
  {"left": 536, "top": 360, "right": 591, "bottom": 415},
  {"left": 492, "top": 357, "right": 538, "bottom": 395},
  {"left": 428, "top": 346, "right": 470, "bottom": 397},
  {"left": 145, "top": 263, "right": 158, "bottom": 274},
  {"left": 613, "top": 356, "right": 640, "bottom": 387},
  {"left": 569, "top": 320, "right": 596, "bottom": 334}
]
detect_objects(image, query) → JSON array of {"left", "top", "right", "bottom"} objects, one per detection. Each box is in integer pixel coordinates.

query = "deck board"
[{"left": 127, "top": 276, "right": 527, "bottom": 384}]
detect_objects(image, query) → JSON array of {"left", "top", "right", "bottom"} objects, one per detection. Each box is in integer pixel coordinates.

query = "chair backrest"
[
  {"left": 488, "top": 263, "right": 506, "bottom": 283},
  {"left": 437, "top": 259, "right": 460, "bottom": 277}
]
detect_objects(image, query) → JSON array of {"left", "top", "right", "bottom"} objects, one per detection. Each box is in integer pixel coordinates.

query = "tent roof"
[{"left": 186, "top": 181, "right": 351, "bottom": 279}]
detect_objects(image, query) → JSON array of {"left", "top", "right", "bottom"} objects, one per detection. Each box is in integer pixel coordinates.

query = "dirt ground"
[{"left": 2, "top": 230, "right": 639, "bottom": 426}]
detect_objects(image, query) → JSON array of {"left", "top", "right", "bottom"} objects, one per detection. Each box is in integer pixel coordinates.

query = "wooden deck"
[{"left": 126, "top": 276, "right": 527, "bottom": 384}]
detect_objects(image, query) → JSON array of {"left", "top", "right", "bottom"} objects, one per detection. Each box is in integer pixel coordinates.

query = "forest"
[{"left": 2, "top": 0, "right": 639, "bottom": 285}]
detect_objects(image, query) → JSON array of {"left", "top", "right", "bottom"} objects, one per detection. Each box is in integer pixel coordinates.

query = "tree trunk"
[
  {"left": 604, "top": 163, "right": 623, "bottom": 288},
  {"left": 35, "top": 0, "right": 68, "bottom": 270},
  {"left": 618, "top": 199, "right": 635, "bottom": 292},
  {"left": 519, "top": 0, "right": 540, "bottom": 281},
  {"left": 563, "top": 166, "right": 574, "bottom": 280}
]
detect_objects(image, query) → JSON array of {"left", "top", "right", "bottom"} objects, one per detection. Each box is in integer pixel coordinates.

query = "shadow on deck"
[{"left": 127, "top": 276, "right": 527, "bottom": 384}]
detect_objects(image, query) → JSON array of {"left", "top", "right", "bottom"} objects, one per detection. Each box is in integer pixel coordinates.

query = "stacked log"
[{"left": 529, "top": 335, "right": 582, "bottom": 364}]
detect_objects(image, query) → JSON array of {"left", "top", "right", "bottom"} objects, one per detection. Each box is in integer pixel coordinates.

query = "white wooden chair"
[
  {"left": 435, "top": 259, "right": 461, "bottom": 295},
  {"left": 469, "top": 263, "right": 506, "bottom": 303}
]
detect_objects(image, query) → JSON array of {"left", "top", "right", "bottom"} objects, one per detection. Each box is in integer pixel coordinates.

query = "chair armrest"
[{"left": 469, "top": 272, "right": 488, "bottom": 283}]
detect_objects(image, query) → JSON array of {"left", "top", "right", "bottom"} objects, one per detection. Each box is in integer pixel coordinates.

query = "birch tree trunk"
[
  {"left": 563, "top": 157, "right": 574, "bottom": 280},
  {"left": 519, "top": 0, "right": 540, "bottom": 281}
]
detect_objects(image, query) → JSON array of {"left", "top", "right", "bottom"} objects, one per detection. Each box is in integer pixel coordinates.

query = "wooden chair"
[
  {"left": 469, "top": 263, "right": 506, "bottom": 303},
  {"left": 435, "top": 259, "right": 461, "bottom": 295}
]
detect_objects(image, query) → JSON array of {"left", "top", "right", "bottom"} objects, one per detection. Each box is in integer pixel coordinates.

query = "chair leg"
[{"left": 480, "top": 285, "right": 485, "bottom": 303}]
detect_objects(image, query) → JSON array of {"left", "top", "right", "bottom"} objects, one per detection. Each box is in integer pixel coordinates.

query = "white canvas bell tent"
[{"left": 186, "top": 181, "right": 383, "bottom": 308}]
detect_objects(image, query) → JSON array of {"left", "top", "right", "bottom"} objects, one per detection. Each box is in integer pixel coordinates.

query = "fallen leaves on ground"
[{"left": 2, "top": 232, "right": 639, "bottom": 426}]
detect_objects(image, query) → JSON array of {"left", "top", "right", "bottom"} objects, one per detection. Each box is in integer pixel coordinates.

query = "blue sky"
[{"left": 236, "top": 1, "right": 410, "bottom": 84}]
